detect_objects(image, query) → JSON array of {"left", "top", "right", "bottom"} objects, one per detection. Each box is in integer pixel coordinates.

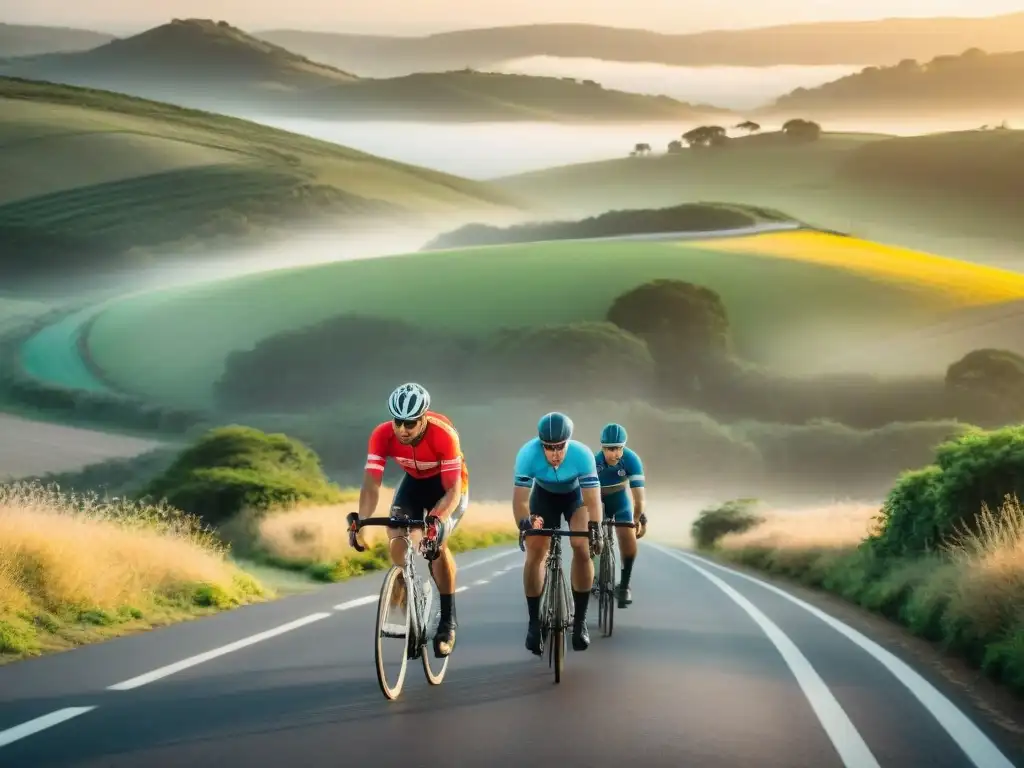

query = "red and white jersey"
[{"left": 364, "top": 410, "right": 469, "bottom": 491}]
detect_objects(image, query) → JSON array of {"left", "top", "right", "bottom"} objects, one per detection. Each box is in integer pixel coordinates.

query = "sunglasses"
[
  {"left": 541, "top": 441, "right": 567, "bottom": 451},
  {"left": 393, "top": 417, "right": 421, "bottom": 430}
]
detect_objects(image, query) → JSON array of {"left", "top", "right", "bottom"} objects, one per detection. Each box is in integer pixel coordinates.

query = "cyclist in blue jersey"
[
  {"left": 513, "top": 412, "right": 604, "bottom": 656},
  {"left": 593, "top": 423, "right": 648, "bottom": 608}
]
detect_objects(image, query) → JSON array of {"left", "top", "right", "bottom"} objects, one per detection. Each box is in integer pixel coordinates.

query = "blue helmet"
[
  {"left": 600, "top": 423, "right": 627, "bottom": 447},
  {"left": 538, "top": 412, "right": 573, "bottom": 443}
]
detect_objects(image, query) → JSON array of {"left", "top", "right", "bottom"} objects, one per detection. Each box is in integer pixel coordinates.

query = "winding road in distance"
[{"left": 1, "top": 542, "right": 1021, "bottom": 767}]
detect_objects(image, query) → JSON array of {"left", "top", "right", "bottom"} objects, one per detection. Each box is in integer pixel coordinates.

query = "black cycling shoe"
[
  {"left": 525, "top": 620, "right": 543, "bottom": 656},
  {"left": 433, "top": 619, "right": 456, "bottom": 658},
  {"left": 572, "top": 620, "right": 590, "bottom": 651},
  {"left": 616, "top": 584, "right": 632, "bottom": 608}
]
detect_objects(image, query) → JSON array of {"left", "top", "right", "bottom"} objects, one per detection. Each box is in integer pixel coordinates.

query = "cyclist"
[
  {"left": 593, "top": 422, "right": 648, "bottom": 608},
  {"left": 347, "top": 382, "right": 468, "bottom": 659},
  {"left": 513, "top": 411, "right": 603, "bottom": 656}
]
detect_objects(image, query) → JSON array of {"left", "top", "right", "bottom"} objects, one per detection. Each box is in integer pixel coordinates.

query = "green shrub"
[
  {"left": 691, "top": 498, "right": 764, "bottom": 549},
  {"left": 141, "top": 425, "right": 342, "bottom": 526},
  {"left": 866, "top": 465, "right": 944, "bottom": 557}
]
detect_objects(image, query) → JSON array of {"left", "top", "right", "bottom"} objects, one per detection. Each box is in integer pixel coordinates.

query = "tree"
[
  {"left": 633, "top": 142, "right": 652, "bottom": 155},
  {"left": 782, "top": 118, "right": 822, "bottom": 142},
  {"left": 735, "top": 120, "right": 761, "bottom": 134},
  {"left": 682, "top": 125, "right": 728, "bottom": 148},
  {"left": 667, "top": 139, "right": 683, "bottom": 153},
  {"left": 606, "top": 279, "right": 732, "bottom": 399}
]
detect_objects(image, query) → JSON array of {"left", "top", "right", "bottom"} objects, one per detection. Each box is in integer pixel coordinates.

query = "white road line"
[
  {"left": 677, "top": 548, "right": 1016, "bottom": 768},
  {"left": 455, "top": 585, "right": 469, "bottom": 593},
  {"left": 459, "top": 548, "right": 519, "bottom": 570},
  {"left": 649, "top": 543, "right": 880, "bottom": 768},
  {"left": 0, "top": 707, "right": 97, "bottom": 749},
  {"left": 334, "top": 595, "right": 378, "bottom": 611},
  {"left": 106, "top": 612, "right": 333, "bottom": 691},
  {"left": 473, "top": 579, "right": 490, "bottom": 586}
]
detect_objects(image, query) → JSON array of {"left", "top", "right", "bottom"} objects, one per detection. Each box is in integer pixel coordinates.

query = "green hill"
[
  {"left": 492, "top": 129, "right": 1024, "bottom": 266},
  {"left": 0, "top": 23, "right": 114, "bottom": 58},
  {"left": 766, "top": 48, "right": 1024, "bottom": 116},
  {"left": 256, "top": 14, "right": 1024, "bottom": 76},
  {"left": 56, "top": 228, "right": 1024, "bottom": 409},
  {"left": 0, "top": 19, "right": 732, "bottom": 122},
  {"left": 0, "top": 76, "right": 520, "bottom": 280}
]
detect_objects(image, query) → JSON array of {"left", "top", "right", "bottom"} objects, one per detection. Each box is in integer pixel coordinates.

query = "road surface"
[{"left": 1, "top": 543, "right": 1021, "bottom": 767}]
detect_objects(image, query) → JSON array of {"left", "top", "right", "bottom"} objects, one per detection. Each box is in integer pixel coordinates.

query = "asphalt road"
[{"left": 1, "top": 543, "right": 1022, "bottom": 768}]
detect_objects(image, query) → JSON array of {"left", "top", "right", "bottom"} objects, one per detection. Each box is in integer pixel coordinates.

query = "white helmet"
[{"left": 388, "top": 382, "right": 430, "bottom": 420}]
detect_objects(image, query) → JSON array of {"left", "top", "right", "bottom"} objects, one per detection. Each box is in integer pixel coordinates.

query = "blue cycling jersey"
[
  {"left": 595, "top": 447, "right": 646, "bottom": 491},
  {"left": 513, "top": 438, "right": 600, "bottom": 494}
]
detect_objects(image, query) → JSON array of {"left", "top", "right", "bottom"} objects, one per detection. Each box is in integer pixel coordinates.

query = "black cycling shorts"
[
  {"left": 390, "top": 472, "right": 468, "bottom": 526},
  {"left": 529, "top": 484, "right": 585, "bottom": 530}
]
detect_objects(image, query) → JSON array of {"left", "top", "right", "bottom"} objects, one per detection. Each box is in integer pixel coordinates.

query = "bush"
[
  {"left": 471, "top": 322, "right": 656, "bottom": 400},
  {"left": 141, "top": 425, "right": 343, "bottom": 526},
  {"left": 421, "top": 202, "right": 761, "bottom": 250},
  {"left": 946, "top": 348, "right": 1024, "bottom": 426},
  {"left": 691, "top": 499, "right": 764, "bottom": 549},
  {"left": 606, "top": 278, "right": 732, "bottom": 398},
  {"left": 867, "top": 425, "right": 1024, "bottom": 558},
  {"left": 215, "top": 314, "right": 473, "bottom": 412}
]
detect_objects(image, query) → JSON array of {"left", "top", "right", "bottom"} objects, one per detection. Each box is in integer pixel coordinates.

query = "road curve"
[{"left": 1, "top": 543, "right": 1021, "bottom": 768}]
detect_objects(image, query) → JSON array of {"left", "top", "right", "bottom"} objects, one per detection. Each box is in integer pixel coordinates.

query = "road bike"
[
  {"left": 520, "top": 526, "right": 594, "bottom": 684},
  {"left": 354, "top": 513, "right": 450, "bottom": 700},
  {"left": 596, "top": 519, "right": 638, "bottom": 638}
]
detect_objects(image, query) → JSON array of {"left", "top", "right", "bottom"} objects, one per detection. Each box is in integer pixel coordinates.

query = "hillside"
[
  {"left": 0, "top": 23, "right": 114, "bottom": 58},
  {"left": 0, "top": 18, "right": 358, "bottom": 109},
  {"left": 286, "top": 69, "right": 729, "bottom": 122},
  {"left": 256, "top": 14, "right": 1024, "bottom": 76},
  {"left": 492, "top": 129, "right": 1024, "bottom": 269},
  {"left": 766, "top": 48, "right": 1024, "bottom": 115},
  {"left": 0, "top": 19, "right": 729, "bottom": 121},
  {"left": 0, "top": 77, "right": 519, "bottom": 280}
]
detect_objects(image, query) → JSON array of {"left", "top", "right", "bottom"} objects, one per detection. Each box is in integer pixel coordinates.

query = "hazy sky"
[{"left": 3, "top": 0, "right": 1022, "bottom": 35}]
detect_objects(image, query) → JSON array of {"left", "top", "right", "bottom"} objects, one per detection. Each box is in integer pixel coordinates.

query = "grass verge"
[
  {"left": 0, "top": 481, "right": 267, "bottom": 664},
  {"left": 703, "top": 498, "right": 1024, "bottom": 695},
  {"left": 240, "top": 487, "right": 517, "bottom": 582}
]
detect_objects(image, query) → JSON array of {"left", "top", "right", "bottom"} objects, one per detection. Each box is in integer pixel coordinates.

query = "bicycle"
[
  {"left": 596, "top": 519, "right": 637, "bottom": 638},
  {"left": 353, "top": 513, "right": 450, "bottom": 700},
  {"left": 520, "top": 526, "right": 595, "bottom": 684}
]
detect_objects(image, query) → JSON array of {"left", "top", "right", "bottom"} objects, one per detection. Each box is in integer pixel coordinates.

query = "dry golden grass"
[
  {"left": 696, "top": 231, "right": 1024, "bottom": 307},
  {"left": 254, "top": 486, "right": 516, "bottom": 569},
  {"left": 718, "top": 502, "right": 878, "bottom": 551},
  {"left": 0, "top": 482, "right": 265, "bottom": 661}
]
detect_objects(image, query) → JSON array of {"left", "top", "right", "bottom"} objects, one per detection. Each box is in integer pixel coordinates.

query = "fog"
[
  {"left": 247, "top": 112, "right": 1015, "bottom": 180},
  {"left": 489, "top": 58, "right": 865, "bottom": 111}
]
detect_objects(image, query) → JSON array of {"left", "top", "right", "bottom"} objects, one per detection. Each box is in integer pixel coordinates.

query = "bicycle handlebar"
[
  {"left": 356, "top": 517, "right": 428, "bottom": 530},
  {"left": 521, "top": 528, "right": 592, "bottom": 538},
  {"left": 602, "top": 520, "right": 638, "bottom": 529}
]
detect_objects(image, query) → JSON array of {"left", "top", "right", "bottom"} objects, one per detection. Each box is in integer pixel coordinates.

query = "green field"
[
  {"left": 79, "top": 230, "right": 1024, "bottom": 408},
  {"left": 0, "top": 77, "right": 521, "bottom": 277},
  {"left": 494, "top": 130, "right": 1024, "bottom": 268}
]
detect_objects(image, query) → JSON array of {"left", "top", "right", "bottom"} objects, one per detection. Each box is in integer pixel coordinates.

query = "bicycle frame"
[{"left": 521, "top": 527, "right": 592, "bottom": 684}]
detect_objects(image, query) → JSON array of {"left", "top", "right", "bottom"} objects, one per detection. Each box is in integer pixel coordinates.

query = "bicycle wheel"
[
  {"left": 374, "top": 566, "right": 410, "bottom": 700},
  {"left": 420, "top": 576, "right": 450, "bottom": 685},
  {"left": 599, "top": 545, "right": 613, "bottom": 637},
  {"left": 606, "top": 541, "right": 617, "bottom": 638},
  {"left": 552, "top": 565, "right": 565, "bottom": 684}
]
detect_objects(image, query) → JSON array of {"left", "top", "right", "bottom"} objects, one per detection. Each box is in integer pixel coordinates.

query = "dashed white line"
[
  {"left": 455, "top": 585, "right": 469, "bottom": 593},
  {"left": 0, "top": 707, "right": 97, "bottom": 748},
  {"left": 334, "top": 595, "right": 378, "bottom": 611},
  {"left": 106, "top": 612, "right": 333, "bottom": 691},
  {"left": 649, "top": 544, "right": 880, "bottom": 768},
  {"left": 675, "top": 548, "right": 1016, "bottom": 768}
]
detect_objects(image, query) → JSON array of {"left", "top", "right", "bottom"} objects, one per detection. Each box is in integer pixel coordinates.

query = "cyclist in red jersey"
[{"left": 347, "top": 382, "right": 469, "bottom": 658}]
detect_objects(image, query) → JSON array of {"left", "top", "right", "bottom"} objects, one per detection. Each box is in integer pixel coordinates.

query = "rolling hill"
[
  {"left": 0, "top": 19, "right": 731, "bottom": 122},
  {"left": 492, "top": 129, "right": 1024, "bottom": 269},
  {"left": 764, "top": 48, "right": 1024, "bottom": 116},
  {"left": 0, "top": 23, "right": 114, "bottom": 58},
  {"left": 27, "top": 229, "right": 1024, "bottom": 409},
  {"left": 256, "top": 14, "right": 1024, "bottom": 76},
  {"left": 0, "top": 76, "right": 521, "bottom": 280}
]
